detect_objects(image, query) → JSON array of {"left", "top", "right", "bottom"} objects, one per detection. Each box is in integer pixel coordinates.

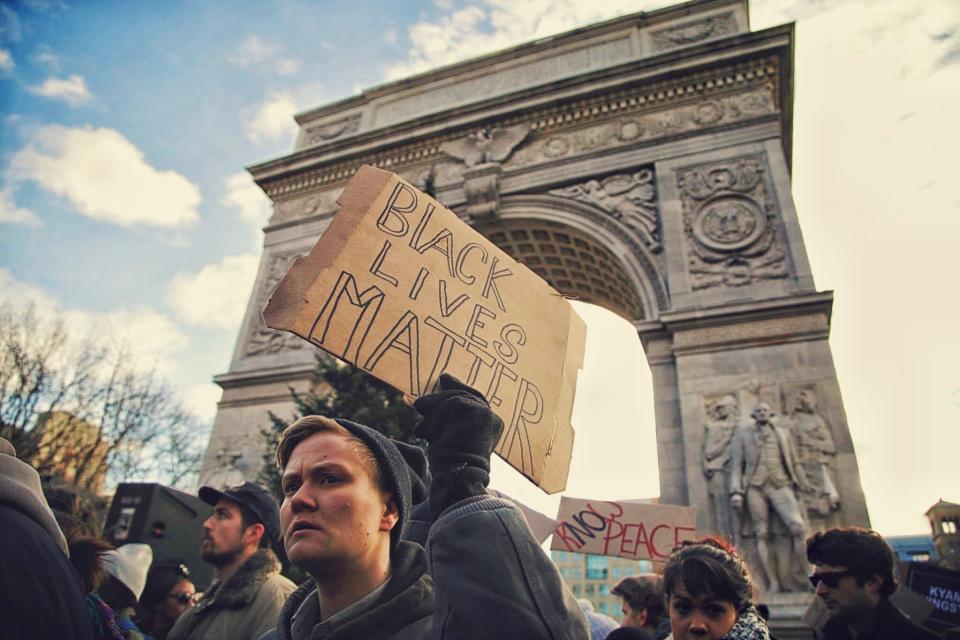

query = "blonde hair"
[{"left": 276, "top": 415, "right": 385, "bottom": 491}]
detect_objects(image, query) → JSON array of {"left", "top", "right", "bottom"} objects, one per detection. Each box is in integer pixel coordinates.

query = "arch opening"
[{"left": 474, "top": 217, "right": 650, "bottom": 323}]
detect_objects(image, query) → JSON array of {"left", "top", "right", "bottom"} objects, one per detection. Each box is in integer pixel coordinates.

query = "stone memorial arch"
[{"left": 202, "top": 0, "right": 870, "bottom": 595}]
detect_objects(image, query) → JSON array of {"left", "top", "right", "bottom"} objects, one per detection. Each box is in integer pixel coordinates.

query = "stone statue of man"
[
  {"left": 790, "top": 390, "right": 840, "bottom": 522},
  {"left": 703, "top": 395, "right": 739, "bottom": 543},
  {"left": 730, "top": 401, "right": 810, "bottom": 592}
]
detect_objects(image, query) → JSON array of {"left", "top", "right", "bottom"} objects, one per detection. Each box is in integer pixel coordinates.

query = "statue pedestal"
[{"left": 762, "top": 592, "right": 815, "bottom": 640}]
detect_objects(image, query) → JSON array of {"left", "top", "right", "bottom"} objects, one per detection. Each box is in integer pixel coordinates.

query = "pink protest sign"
[{"left": 550, "top": 497, "right": 698, "bottom": 562}]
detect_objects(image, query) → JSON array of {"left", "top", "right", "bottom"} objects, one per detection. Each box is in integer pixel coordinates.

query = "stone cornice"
[
  {"left": 636, "top": 290, "right": 834, "bottom": 358},
  {"left": 291, "top": 0, "right": 747, "bottom": 127},
  {"left": 254, "top": 50, "right": 785, "bottom": 202},
  {"left": 213, "top": 363, "right": 316, "bottom": 390}
]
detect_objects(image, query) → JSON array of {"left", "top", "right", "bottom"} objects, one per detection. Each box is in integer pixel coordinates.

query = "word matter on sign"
[{"left": 263, "top": 165, "right": 586, "bottom": 493}]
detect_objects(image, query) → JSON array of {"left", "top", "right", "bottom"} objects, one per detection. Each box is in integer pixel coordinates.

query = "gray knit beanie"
[{"left": 332, "top": 418, "right": 420, "bottom": 552}]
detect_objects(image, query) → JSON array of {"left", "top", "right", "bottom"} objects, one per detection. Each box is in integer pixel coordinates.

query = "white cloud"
[
  {"left": 166, "top": 254, "right": 260, "bottom": 330},
  {"left": 0, "top": 49, "right": 13, "bottom": 73},
  {"left": 222, "top": 171, "right": 271, "bottom": 227},
  {"left": 182, "top": 383, "right": 222, "bottom": 423},
  {"left": 0, "top": 269, "right": 189, "bottom": 376},
  {"left": 8, "top": 125, "right": 200, "bottom": 227},
  {"left": 0, "top": 268, "right": 58, "bottom": 316},
  {"left": 383, "top": 0, "right": 649, "bottom": 80},
  {"left": 28, "top": 74, "right": 93, "bottom": 105},
  {"left": 229, "top": 35, "right": 301, "bottom": 76},
  {"left": 0, "top": 188, "right": 41, "bottom": 225},
  {"left": 242, "top": 92, "right": 298, "bottom": 145},
  {"left": 384, "top": 28, "right": 398, "bottom": 45}
]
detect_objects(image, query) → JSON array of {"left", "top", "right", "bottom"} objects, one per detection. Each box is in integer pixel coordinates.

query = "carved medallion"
[
  {"left": 678, "top": 154, "right": 788, "bottom": 290},
  {"left": 693, "top": 195, "right": 766, "bottom": 251}
]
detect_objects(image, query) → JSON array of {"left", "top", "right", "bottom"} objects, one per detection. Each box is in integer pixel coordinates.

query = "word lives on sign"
[
  {"left": 551, "top": 496, "right": 698, "bottom": 562},
  {"left": 264, "top": 166, "right": 586, "bottom": 493}
]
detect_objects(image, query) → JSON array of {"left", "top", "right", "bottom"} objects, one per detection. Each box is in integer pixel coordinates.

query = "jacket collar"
[
  {"left": 203, "top": 547, "right": 282, "bottom": 610},
  {"left": 276, "top": 541, "right": 434, "bottom": 640}
]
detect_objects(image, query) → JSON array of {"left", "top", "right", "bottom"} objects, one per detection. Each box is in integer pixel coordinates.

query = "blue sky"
[{"left": 1, "top": 0, "right": 959, "bottom": 536}]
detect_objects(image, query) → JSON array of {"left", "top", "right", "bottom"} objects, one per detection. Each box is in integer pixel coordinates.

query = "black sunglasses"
[
  {"left": 808, "top": 570, "right": 855, "bottom": 588},
  {"left": 169, "top": 592, "right": 196, "bottom": 605}
]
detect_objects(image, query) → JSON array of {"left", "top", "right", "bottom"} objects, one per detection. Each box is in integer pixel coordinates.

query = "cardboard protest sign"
[
  {"left": 550, "top": 496, "right": 697, "bottom": 562},
  {"left": 263, "top": 165, "right": 586, "bottom": 493}
]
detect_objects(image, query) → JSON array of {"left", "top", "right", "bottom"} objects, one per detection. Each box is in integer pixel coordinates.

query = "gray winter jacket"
[
  {"left": 168, "top": 547, "right": 296, "bottom": 640},
  {"left": 264, "top": 495, "right": 588, "bottom": 639}
]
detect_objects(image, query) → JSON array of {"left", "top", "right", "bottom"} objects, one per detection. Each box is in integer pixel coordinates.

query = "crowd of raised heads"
[{"left": 0, "top": 373, "right": 954, "bottom": 640}]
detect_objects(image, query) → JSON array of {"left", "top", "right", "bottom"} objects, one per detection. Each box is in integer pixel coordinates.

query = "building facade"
[{"left": 552, "top": 550, "right": 654, "bottom": 618}]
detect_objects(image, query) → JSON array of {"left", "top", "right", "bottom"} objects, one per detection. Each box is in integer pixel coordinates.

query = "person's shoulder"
[
  {"left": 261, "top": 571, "right": 298, "bottom": 596},
  {"left": 882, "top": 599, "right": 941, "bottom": 640}
]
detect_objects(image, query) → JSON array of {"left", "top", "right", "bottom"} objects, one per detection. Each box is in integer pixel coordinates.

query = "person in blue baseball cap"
[{"left": 166, "top": 481, "right": 296, "bottom": 640}]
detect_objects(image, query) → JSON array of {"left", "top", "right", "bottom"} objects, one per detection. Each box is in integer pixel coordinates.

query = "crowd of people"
[{"left": 0, "top": 374, "right": 953, "bottom": 639}]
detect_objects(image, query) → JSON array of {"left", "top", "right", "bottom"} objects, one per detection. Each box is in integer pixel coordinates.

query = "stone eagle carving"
[{"left": 440, "top": 124, "right": 530, "bottom": 168}]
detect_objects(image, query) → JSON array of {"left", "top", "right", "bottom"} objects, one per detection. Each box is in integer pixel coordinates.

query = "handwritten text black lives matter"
[{"left": 305, "top": 181, "right": 544, "bottom": 476}]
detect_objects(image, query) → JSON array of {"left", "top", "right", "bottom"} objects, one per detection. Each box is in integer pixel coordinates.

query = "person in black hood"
[{"left": 261, "top": 374, "right": 587, "bottom": 640}]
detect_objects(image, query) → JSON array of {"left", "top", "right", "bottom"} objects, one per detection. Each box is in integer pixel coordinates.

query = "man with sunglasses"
[
  {"left": 806, "top": 527, "right": 939, "bottom": 639},
  {"left": 168, "top": 481, "right": 296, "bottom": 640}
]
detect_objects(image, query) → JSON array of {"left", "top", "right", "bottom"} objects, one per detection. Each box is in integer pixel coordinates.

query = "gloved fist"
[
  {"left": 414, "top": 373, "right": 503, "bottom": 459},
  {"left": 413, "top": 374, "right": 504, "bottom": 517}
]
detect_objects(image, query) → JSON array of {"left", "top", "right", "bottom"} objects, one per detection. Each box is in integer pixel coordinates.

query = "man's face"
[
  {"left": 753, "top": 404, "right": 771, "bottom": 424},
  {"left": 620, "top": 600, "right": 646, "bottom": 629},
  {"left": 811, "top": 563, "right": 877, "bottom": 621},
  {"left": 280, "top": 431, "right": 397, "bottom": 576},
  {"left": 200, "top": 498, "right": 248, "bottom": 567}
]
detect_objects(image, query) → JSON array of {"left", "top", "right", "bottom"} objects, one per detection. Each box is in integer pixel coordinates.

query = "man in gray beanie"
[{"left": 262, "top": 374, "right": 587, "bottom": 639}]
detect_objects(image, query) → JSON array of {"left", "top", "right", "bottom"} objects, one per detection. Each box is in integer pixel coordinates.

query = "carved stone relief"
[
  {"left": 782, "top": 385, "right": 841, "bottom": 531},
  {"left": 698, "top": 381, "right": 842, "bottom": 592},
  {"left": 441, "top": 124, "right": 530, "bottom": 168},
  {"left": 243, "top": 251, "right": 309, "bottom": 358},
  {"left": 677, "top": 154, "right": 789, "bottom": 290},
  {"left": 302, "top": 113, "right": 361, "bottom": 147},
  {"left": 272, "top": 188, "right": 343, "bottom": 225},
  {"left": 702, "top": 393, "right": 740, "bottom": 544},
  {"left": 508, "top": 87, "right": 775, "bottom": 168},
  {"left": 549, "top": 169, "right": 661, "bottom": 252},
  {"left": 649, "top": 12, "right": 738, "bottom": 52}
]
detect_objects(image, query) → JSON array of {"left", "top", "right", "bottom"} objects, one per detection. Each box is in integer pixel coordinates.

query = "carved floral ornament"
[
  {"left": 302, "top": 113, "right": 362, "bottom": 147},
  {"left": 678, "top": 155, "right": 789, "bottom": 290},
  {"left": 244, "top": 252, "right": 309, "bottom": 358},
  {"left": 549, "top": 169, "right": 661, "bottom": 253},
  {"left": 649, "top": 12, "right": 738, "bottom": 52},
  {"left": 507, "top": 87, "right": 775, "bottom": 168},
  {"left": 272, "top": 189, "right": 343, "bottom": 225}
]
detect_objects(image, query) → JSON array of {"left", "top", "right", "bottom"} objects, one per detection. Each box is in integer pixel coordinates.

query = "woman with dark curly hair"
[{"left": 662, "top": 537, "right": 771, "bottom": 640}]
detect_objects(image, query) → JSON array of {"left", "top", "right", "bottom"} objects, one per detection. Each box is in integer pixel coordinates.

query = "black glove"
[{"left": 414, "top": 373, "right": 504, "bottom": 518}]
